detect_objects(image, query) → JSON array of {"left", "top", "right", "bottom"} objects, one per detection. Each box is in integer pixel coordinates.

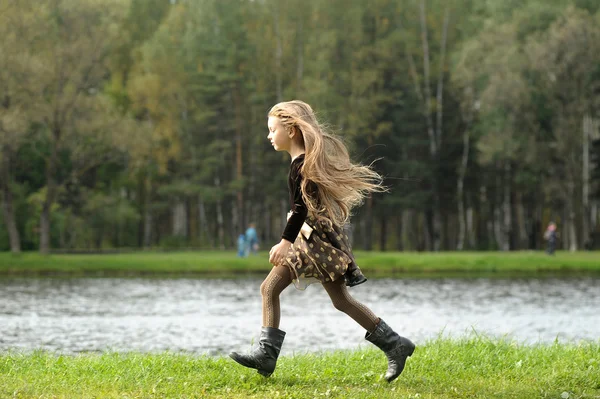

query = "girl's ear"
[{"left": 288, "top": 126, "right": 296, "bottom": 138}]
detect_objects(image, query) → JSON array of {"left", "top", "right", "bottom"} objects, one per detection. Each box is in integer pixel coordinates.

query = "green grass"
[
  {"left": 1, "top": 337, "right": 598, "bottom": 398},
  {"left": 0, "top": 250, "right": 599, "bottom": 276}
]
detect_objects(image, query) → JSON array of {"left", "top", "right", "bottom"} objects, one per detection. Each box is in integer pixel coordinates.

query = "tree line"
[{"left": 1, "top": 0, "right": 599, "bottom": 254}]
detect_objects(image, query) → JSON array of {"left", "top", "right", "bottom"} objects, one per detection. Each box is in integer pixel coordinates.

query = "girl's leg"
[
  {"left": 322, "top": 277, "right": 415, "bottom": 383},
  {"left": 229, "top": 265, "right": 292, "bottom": 377},
  {"left": 260, "top": 265, "right": 293, "bottom": 328},
  {"left": 321, "top": 277, "right": 379, "bottom": 332}
]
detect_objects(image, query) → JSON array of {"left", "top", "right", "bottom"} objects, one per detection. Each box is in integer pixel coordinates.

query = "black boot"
[
  {"left": 344, "top": 262, "right": 367, "bottom": 287},
  {"left": 229, "top": 327, "right": 286, "bottom": 377},
  {"left": 365, "top": 319, "right": 415, "bottom": 382}
]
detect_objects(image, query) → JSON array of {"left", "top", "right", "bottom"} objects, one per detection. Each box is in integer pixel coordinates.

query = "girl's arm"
[
  {"left": 281, "top": 169, "right": 308, "bottom": 243},
  {"left": 269, "top": 165, "right": 307, "bottom": 266}
]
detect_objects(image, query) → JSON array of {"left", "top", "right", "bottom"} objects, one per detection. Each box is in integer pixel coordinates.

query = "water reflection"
[{"left": 0, "top": 276, "right": 598, "bottom": 355}]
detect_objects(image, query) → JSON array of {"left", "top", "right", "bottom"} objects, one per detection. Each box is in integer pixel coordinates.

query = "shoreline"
[{"left": 1, "top": 250, "right": 599, "bottom": 276}]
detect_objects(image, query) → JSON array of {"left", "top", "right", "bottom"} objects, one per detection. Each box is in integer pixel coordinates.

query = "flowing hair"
[{"left": 268, "top": 100, "right": 387, "bottom": 226}]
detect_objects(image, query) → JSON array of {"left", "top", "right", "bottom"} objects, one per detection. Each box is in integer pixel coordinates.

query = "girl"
[{"left": 229, "top": 100, "right": 414, "bottom": 382}]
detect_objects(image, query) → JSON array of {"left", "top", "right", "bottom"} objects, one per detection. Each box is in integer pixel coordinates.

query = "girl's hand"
[{"left": 269, "top": 239, "right": 292, "bottom": 266}]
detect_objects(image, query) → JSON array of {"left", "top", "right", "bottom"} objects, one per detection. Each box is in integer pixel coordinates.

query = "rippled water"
[{"left": 0, "top": 276, "right": 598, "bottom": 355}]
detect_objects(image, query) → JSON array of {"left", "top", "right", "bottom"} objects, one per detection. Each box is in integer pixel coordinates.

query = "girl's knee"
[
  {"left": 260, "top": 275, "right": 279, "bottom": 298},
  {"left": 330, "top": 299, "right": 348, "bottom": 313},
  {"left": 260, "top": 279, "right": 270, "bottom": 297}
]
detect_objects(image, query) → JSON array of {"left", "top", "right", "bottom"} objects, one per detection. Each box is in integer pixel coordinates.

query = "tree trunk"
[
  {"left": 436, "top": 9, "right": 450, "bottom": 250},
  {"left": 141, "top": 207, "right": 151, "bottom": 249},
  {"left": 588, "top": 117, "right": 599, "bottom": 238},
  {"left": 40, "top": 140, "right": 60, "bottom": 254},
  {"left": 215, "top": 176, "right": 225, "bottom": 250},
  {"left": 493, "top": 167, "right": 503, "bottom": 250},
  {"left": 591, "top": 201, "right": 598, "bottom": 234},
  {"left": 419, "top": 0, "right": 435, "bottom": 157},
  {"left": 567, "top": 180, "right": 577, "bottom": 252},
  {"left": 143, "top": 177, "right": 152, "bottom": 248},
  {"left": 396, "top": 213, "right": 404, "bottom": 251},
  {"left": 444, "top": 213, "right": 452, "bottom": 250},
  {"left": 357, "top": 217, "right": 366, "bottom": 249},
  {"left": 582, "top": 114, "right": 593, "bottom": 247},
  {"left": 479, "top": 185, "right": 491, "bottom": 249},
  {"left": 456, "top": 128, "right": 469, "bottom": 250},
  {"left": 432, "top": 195, "right": 442, "bottom": 251},
  {"left": 59, "top": 212, "right": 67, "bottom": 249},
  {"left": 435, "top": 7, "right": 450, "bottom": 150},
  {"left": 188, "top": 199, "right": 197, "bottom": 244},
  {"left": 215, "top": 175, "right": 225, "bottom": 250},
  {"left": 401, "top": 209, "right": 413, "bottom": 251},
  {"left": 457, "top": 182, "right": 465, "bottom": 250},
  {"left": 379, "top": 212, "right": 387, "bottom": 251},
  {"left": 40, "top": 201, "right": 52, "bottom": 253},
  {"left": 364, "top": 195, "right": 373, "bottom": 250},
  {"left": 198, "top": 197, "right": 213, "bottom": 248},
  {"left": 0, "top": 148, "right": 21, "bottom": 253},
  {"left": 216, "top": 200, "right": 225, "bottom": 250},
  {"left": 137, "top": 173, "right": 145, "bottom": 248},
  {"left": 494, "top": 205, "right": 502, "bottom": 250},
  {"left": 422, "top": 211, "right": 431, "bottom": 251},
  {"left": 93, "top": 221, "right": 102, "bottom": 249},
  {"left": 532, "top": 202, "right": 543, "bottom": 250},
  {"left": 231, "top": 203, "right": 239, "bottom": 246},
  {"left": 502, "top": 162, "right": 511, "bottom": 251},
  {"left": 233, "top": 86, "right": 244, "bottom": 236},
  {"left": 515, "top": 192, "right": 528, "bottom": 250},
  {"left": 172, "top": 201, "right": 187, "bottom": 237},
  {"left": 418, "top": 0, "right": 442, "bottom": 251},
  {"left": 402, "top": 2, "right": 449, "bottom": 251},
  {"left": 246, "top": 141, "right": 256, "bottom": 237},
  {"left": 466, "top": 201, "right": 476, "bottom": 249}
]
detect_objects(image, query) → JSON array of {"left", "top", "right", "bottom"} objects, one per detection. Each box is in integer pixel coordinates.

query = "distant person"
[
  {"left": 544, "top": 222, "right": 558, "bottom": 255},
  {"left": 229, "top": 100, "right": 414, "bottom": 382},
  {"left": 245, "top": 223, "right": 259, "bottom": 255},
  {"left": 237, "top": 233, "right": 247, "bottom": 257}
]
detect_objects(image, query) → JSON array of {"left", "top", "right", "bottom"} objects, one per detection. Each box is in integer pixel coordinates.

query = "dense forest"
[{"left": 1, "top": 0, "right": 599, "bottom": 253}]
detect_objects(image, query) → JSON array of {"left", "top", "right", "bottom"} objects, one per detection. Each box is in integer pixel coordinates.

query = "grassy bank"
[
  {"left": 1, "top": 250, "right": 599, "bottom": 276},
  {"left": 1, "top": 337, "right": 598, "bottom": 398}
]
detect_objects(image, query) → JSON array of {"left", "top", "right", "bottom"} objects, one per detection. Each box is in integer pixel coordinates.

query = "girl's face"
[{"left": 267, "top": 116, "right": 291, "bottom": 152}]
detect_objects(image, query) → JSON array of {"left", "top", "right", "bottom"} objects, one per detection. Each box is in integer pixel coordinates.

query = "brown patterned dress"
[{"left": 284, "top": 214, "right": 357, "bottom": 290}]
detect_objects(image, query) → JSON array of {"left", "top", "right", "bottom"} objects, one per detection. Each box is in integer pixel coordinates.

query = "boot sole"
[
  {"left": 385, "top": 345, "right": 415, "bottom": 383},
  {"left": 257, "top": 369, "right": 273, "bottom": 377},
  {"left": 229, "top": 352, "right": 255, "bottom": 369},
  {"left": 229, "top": 353, "right": 274, "bottom": 377},
  {"left": 346, "top": 277, "right": 367, "bottom": 287}
]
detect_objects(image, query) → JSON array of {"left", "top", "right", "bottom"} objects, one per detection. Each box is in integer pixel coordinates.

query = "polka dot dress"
[{"left": 283, "top": 215, "right": 356, "bottom": 290}]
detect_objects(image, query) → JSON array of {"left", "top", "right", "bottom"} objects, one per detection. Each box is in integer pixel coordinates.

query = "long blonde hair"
[{"left": 268, "top": 100, "right": 386, "bottom": 226}]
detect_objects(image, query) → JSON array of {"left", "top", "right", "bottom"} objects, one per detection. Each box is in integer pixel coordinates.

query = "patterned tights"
[{"left": 260, "top": 265, "right": 379, "bottom": 333}]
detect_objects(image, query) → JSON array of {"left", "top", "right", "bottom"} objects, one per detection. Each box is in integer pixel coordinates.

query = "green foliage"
[{"left": 2, "top": 0, "right": 600, "bottom": 253}]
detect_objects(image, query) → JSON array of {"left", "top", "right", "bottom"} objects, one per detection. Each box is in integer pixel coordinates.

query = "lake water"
[{"left": 0, "top": 276, "right": 598, "bottom": 356}]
